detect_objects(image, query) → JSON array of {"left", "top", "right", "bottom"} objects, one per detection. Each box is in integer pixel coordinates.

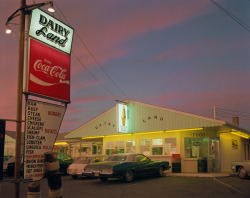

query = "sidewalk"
[{"left": 166, "top": 172, "right": 237, "bottom": 178}]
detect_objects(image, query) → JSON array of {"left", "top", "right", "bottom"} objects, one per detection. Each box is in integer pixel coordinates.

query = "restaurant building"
[{"left": 56, "top": 100, "right": 250, "bottom": 173}]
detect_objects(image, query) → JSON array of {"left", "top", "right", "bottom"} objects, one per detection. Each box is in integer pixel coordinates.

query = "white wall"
[{"left": 220, "top": 133, "right": 245, "bottom": 172}]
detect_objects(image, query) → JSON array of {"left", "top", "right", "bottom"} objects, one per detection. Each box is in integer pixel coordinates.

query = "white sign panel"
[
  {"left": 117, "top": 104, "right": 128, "bottom": 133},
  {"left": 29, "top": 9, "right": 74, "bottom": 55},
  {"left": 24, "top": 99, "right": 66, "bottom": 181}
]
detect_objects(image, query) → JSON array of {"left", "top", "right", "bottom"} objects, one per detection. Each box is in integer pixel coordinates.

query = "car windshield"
[
  {"left": 106, "top": 155, "right": 127, "bottom": 162},
  {"left": 57, "top": 153, "right": 71, "bottom": 160},
  {"left": 74, "top": 157, "right": 92, "bottom": 164}
]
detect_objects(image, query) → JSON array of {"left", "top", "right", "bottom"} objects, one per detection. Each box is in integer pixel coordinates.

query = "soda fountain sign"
[
  {"left": 117, "top": 103, "right": 128, "bottom": 133},
  {"left": 29, "top": 8, "right": 74, "bottom": 55},
  {"left": 26, "top": 38, "right": 70, "bottom": 102}
]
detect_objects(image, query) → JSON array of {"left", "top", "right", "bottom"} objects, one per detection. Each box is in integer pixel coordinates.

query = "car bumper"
[{"left": 82, "top": 171, "right": 120, "bottom": 178}]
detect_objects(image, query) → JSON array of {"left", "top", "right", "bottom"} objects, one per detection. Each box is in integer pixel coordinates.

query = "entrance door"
[{"left": 208, "top": 137, "right": 220, "bottom": 172}]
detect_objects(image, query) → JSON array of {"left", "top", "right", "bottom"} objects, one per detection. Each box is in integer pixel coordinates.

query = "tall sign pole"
[{"left": 15, "top": 0, "right": 26, "bottom": 197}]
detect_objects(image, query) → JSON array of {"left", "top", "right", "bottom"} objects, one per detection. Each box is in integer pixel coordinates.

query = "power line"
[
  {"left": 215, "top": 107, "right": 250, "bottom": 121},
  {"left": 216, "top": 107, "right": 250, "bottom": 117},
  {"left": 210, "top": 0, "right": 250, "bottom": 33},
  {"left": 72, "top": 52, "right": 120, "bottom": 99},
  {"left": 53, "top": 1, "right": 130, "bottom": 100}
]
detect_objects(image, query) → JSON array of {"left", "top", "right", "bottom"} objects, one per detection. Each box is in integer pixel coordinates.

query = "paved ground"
[{"left": 1, "top": 174, "right": 250, "bottom": 198}]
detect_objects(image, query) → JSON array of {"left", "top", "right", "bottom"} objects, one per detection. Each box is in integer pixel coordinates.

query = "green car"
[
  {"left": 82, "top": 154, "right": 170, "bottom": 182},
  {"left": 56, "top": 153, "right": 74, "bottom": 174}
]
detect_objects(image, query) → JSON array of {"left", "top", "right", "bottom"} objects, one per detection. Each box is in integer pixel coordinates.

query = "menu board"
[{"left": 24, "top": 99, "right": 66, "bottom": 181}]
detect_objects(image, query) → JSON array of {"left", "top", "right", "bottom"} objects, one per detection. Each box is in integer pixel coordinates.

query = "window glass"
[
  {"left": 135, "top": 154, "right": 149, "bottom": 162},
  {"left": 74, "top": 157, "right": 92, "bottom": 164},
  {"left": 140, "top": 139, "right": 150, "bottom": 146},
  {"left": 152, "top": 147, "right": 163, "bottom": 155},
  {"left": 165, "top": 138, "right": 176, "bottom": 156},
  {"left": 106, "top": 142, "right": 114, "bottom": 149},
  {"left": 152, "top": 139, "right": 162, "bottom": 146},
  {"left": 106, "top": 142, "right": 114, "bottom": 155},
  {"left": 140, "top": 139, "right": 150, "bottom": 155},
  {"left": 114, "top": 141, "right": 124, "bottom": 154},
  {"left": 184, "top": 138, "right": 208, "bottom": 158},
  {"left": 106, "top": 155, "right": 127, "bottom": 161},
  {"left": 126, "top": 140, "right": 135, "bottom": 153},
  {"left": 152, "top": 139, "right": 163, "bottom": 155}
]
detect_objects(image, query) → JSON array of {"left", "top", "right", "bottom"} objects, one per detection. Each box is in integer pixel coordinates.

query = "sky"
[{"left": 0, "top": 0, "right": 250, "bottom": 133}]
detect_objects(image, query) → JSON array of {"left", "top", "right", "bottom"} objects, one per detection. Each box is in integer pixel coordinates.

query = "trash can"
[
  {"left": 172, "top": 154, "right": 181, "bottom": 173},
  {"left": 198, "top": 158, "right": 207, "bottom": 173}
]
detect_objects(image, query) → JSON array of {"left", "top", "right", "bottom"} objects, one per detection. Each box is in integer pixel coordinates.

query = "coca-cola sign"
[{"left": 27, "top": 38, "right": 70, "bottom": 102}]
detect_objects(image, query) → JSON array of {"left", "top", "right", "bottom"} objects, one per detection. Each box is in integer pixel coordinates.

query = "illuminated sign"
[
  {"left": 117, "top": 104, "right": 128, "bottom": 133},
  {"left": 27, "top": 38, "right": 70, "bottom": 102},
  {"left": 29, "top": 9, "right": 74, "bottom": 55},
  {"left": 24, "top": 99, "right": 66, "bottom": 181}
]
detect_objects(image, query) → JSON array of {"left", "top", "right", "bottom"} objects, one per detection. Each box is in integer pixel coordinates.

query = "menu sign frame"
[{"left": 24, "top": 99, "right": 66, "bottom": 181}]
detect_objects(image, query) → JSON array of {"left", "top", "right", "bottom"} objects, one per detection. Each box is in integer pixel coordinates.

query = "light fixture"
[
  {"left": 231, "top": 131, "right": 250, "bottom": 139},
  {"left": 5, "top": 27, "right": 12, "bottom": 34},
  {"left": 48, "top": 2, "right": 55, "bottom": 13}
]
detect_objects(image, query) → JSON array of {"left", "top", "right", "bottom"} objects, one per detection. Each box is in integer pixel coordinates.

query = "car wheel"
[
  {"left": 238, "top": 167, "right": 247, "bottom": 179},
  {"left": 71, "top": 175, "right": 78, "bottom": 179},
  {"left": 100, "top": 177, "right": 108, "bottom": 182},
  {"left": 123, "top": 170, "right": 134, "bottom": 182},
  {"left": 158, "top": 166, "right": 164, "bottom": 177}
]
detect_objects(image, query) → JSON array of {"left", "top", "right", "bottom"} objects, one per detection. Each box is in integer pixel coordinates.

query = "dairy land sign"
[
  {"left": 26, "top": 38, "right": 70, "bottom": 102},
  {"left": 29, "top": 8, "right": 74, "bottom": 55},
  {"left": 24, "top": 99, "right": 66, "bottom": 181}
]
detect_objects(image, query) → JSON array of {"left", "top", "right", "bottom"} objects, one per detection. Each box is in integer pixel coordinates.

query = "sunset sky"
[{"left": 1, "top": 0, "right": 250, "bottom": 133}]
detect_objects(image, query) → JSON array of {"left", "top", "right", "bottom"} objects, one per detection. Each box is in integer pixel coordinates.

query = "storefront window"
[
  {"left": 140, "top": 139, "right": 150, "bottom": 155},
  {"left": 115, "top": 141, "right": 124, "bottom": 154},
  {"left": 106, "top": 142, "right": 114, "bottom": 155},
  {"left": 126, "top": 140, "right": 135, "bottom": 153},
  {"left": 165, "top": 138, "right": 176, "bottom": 156},
  {"left": 184, "top": 138, "right": 208, "bottom": 158},
  {"left": 152, "top": 139, "right": 163, "bottom": 155}
]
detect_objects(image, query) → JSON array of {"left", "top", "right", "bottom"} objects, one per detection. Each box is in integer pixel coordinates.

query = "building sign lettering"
[
  {"left": 29, "top": 9, "right": 74, "bottom": 55},
  {"left": 95, "top": 122, "right": 116, "bottom": 130},
  {"left": 142, "top": 116, "right": 164, "bottom": 123}
]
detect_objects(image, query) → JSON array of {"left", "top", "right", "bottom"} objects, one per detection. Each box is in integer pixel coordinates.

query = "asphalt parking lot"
[{"left": 1, "top": 175, "right": 250, "bottom": 198}]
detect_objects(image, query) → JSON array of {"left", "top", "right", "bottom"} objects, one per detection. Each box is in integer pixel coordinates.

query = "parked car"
[
  {"left": 4, "top": 156, "right": 24, "bottom": 176},
  {"left": 4, "top": 153, "right": 73, "bottom": 176},
  {"left": 82, "top": 154, "right": 171, "bottom": 182},
  {"left": 56, "top": 153, "right": 74, "bottom": 174},
  {"left": 4, "top": 155, "right": 13, "bottom": 162},
  {"left": 232, "top": 160, "right": 250, "bottom": 179},
  {"left": 67, "top": 155, "right": 107, "bottom": 179}
]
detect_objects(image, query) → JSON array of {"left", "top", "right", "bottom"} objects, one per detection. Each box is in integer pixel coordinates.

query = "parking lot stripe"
[{"left": 213, "top": 177, "right": 244, "bottom": 195}]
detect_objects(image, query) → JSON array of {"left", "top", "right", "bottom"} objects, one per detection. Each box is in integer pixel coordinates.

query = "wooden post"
[
  {"left": 27, "top": 182, "right": 41, "bottom": 198},
  {"left": 15, "top": 0, "right": 26, "bottom": 197}
]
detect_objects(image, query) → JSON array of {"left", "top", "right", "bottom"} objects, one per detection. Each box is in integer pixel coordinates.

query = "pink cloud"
[
  {"left": 70, "top": 1, "right": 210, "bottom": 64},
  {"left": 72, "top": 96, "right": 112, "bottom": 105}
]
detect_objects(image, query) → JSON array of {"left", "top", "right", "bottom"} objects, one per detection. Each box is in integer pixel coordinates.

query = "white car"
[
  {"left": 232, "top": 160, "right": 250, "bottom": 179},
  {"left": 67, "top": 155, "right": 107, "bottom": 179}
]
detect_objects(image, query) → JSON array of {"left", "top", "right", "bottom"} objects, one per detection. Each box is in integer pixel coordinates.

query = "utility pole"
[
  {"left": 213, "top": 106, "right": 216, "bottom": 120},
  {"left": 14, "top": 0, "right": 26, "bottom": 197}
]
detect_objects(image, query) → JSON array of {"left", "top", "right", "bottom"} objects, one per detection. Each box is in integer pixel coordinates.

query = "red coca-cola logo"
[
  {"left": 34, "top": 60, "right": 67, "bottom": 81},
  {"left": 28, "top": 38, "right": 70, "bottom": 102}
]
